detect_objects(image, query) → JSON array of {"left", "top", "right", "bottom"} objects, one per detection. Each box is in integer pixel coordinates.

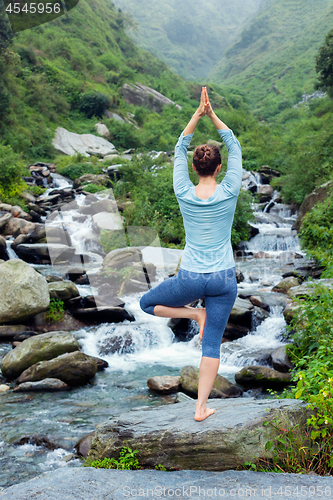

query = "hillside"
[
  {"left": 210, "top": 0, "right": 333, "bottom": 117},
  {"left": 111, "top": 0, "right": 263, "bottom": 80}
]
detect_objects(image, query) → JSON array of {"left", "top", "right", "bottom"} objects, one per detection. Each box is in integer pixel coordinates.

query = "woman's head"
[{"left": 193, "top": 144, "right": 221, "bottom": 177}]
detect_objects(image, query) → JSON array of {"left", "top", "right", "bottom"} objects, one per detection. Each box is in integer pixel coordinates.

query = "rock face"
[
  {"left": 1, "top": 468, "right": 332, "bottom": 500},
  {"left": 17, "top": 351, "right": 98, "bottom": 387},
  {"left": 1, "top": 332, "right": 79, "bottom": 380},
  {"left": 235, "top": 366, "right": 291, "bottom": 389},
  {"left": 121, "top": 83, "right": 181, "bottom": 114},
  {"left": 295, "top": 179, "right": 333, "bottom": 231},
  {"left": 88, "top": 397, "right": 308, "bottom": 470},
  {"left": 180, "top": 366, "right": 242, "bottom": 398},
  {"left": 271, "top": 345, "right": 294, "bottom": 373},
  {"left": 147, "top": 376, "right": 180, "bottom": 394},
  {"left": 0, "top": 259, "right": 50, "bottom": 324},
  {"left": 52, "top": 127, "right": 117, "bottom": 157}
]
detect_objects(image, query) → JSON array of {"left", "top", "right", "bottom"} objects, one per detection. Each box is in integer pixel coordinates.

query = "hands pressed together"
[{"left": 196, "top": 87, "right": 213, "bottom": 118}]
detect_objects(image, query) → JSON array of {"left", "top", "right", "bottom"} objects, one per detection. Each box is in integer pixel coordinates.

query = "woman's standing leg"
[{"left": 194, "top": 267, "right": 238, "bottom": 421}]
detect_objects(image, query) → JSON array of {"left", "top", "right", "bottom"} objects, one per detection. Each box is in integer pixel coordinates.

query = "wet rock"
[
  {"left": 147, "top": 376, "right": 181, "bottom": 394},
  {"left": 253, "top": 251, "right": 272, "bottom": 258},
  {"left": 256, "top": 185, "right": 274, "bottom": 202},
  {"left": 32, "top": 311, "right": 86, "bottom": 333},
  {"left": 229, "top": 297, "right": 254, "bottom": 328},
  {"left": 75, "top": 432, "right": 95, "bottom": 458},
  {"left": 78, "top": 197, "right": 117, "bottom": 216},
  {"left": 287, "top": 279, "right": 333, "bottom": 298},
  {"left": 89, "top": 356, "right": 109, "bottom": 371},
  {"left": 2, "top": 218, "right": 35, "bottom": 237},
  {"left": 103, "top": 247, "right": 142, "bottom": 271},
  {"left": 0, "top": 384, "right": 10, "bottom": 392},
  {"left": 14, "top": 378, "right": 71, "bottom": 392},
  {"left": 99, "top": 332, "right": 133, "bottom": 355},
  {"left": 258, "top": 165, "right": 280, "bottom": 183},
  {"left": 45, "top": 275, "right": 64, "bottom": 283},
  {"left": 1, "top": 331, "right": 79, "bottom": 380},
  {"left": 92, "top": 211, "right": 124, "bottom": 232},
  {"left": 88, "top": 397, "right": 308, "bottom": 470},
  {"left": 15, "top": 243, "right": 76, "bottom": 264},
  {"left": 253, "top": 306, "right": 270, "bottom": 324},
  {"left": 11, "top": 233, "right": 30, "bottom": 249},
  {"left": 13, "top": 331, "right": 38, "bottom": 342},
  {"left": 0, "top": 235, "right": 8, "bottom": 260},
  {"left": 272, "top": 276, "right": 301, "bottom": 294},
  {"left": 14, "top": 436, "right": 59, "bottom": 450},
  {"left": 235, "top": 365, "right": 291, "bottom": 389},
  {"left": 73, "top": 306, "right": 134, "bottom": 324},
  {"left": 48, "top": 281, "right": 79, "bottom": 301},
  {"left": 0, "top": 325, "right": 28, "bottom": 339},
  {"left": 271, "top": 345, "right": 294, "bottom": 373},
  {"left": 121, "top": 83, "right": 181, "bottom": 114},
  {"left": 0, "top": 259, "right": 49, "bottom": 324},
  {"left": 235, "top": 269, "right": 244, "bottom": 283},
  {"left": 180, "top": 366, "right": 242, "bottom": 399},
  {"left": 282, "top": 270, "right": 307, "bottom": 281},
  {"left": 223, "top": 323, "right": 249, "bottom": 341},
  {"left": 74, "top": 173, "right": 112, "bottom": 189},
  {"left": 17, "top": 351, "right": 98, "bottom": 387},
  {"left": 52, "top": 127, "right": 117, "bottom": 157},
  {"left": 249, "top": 296, "right": 270, "bottom": 311}
]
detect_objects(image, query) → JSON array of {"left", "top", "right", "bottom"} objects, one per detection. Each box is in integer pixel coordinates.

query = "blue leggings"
[{"left": 139, "top": 266, "right": 238, "bottom": 359}]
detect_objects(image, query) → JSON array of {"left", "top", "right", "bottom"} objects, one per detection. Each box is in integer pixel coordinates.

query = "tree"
[
  {"left": 316, "top": 28, "right": 333, "bottom": 98},
  {"left": 0, "top": 0, "right": 14, "bottom": 52}
]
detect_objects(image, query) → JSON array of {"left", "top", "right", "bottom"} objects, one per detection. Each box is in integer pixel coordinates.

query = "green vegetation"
[
  {"left": 0, "top": 143, "right": 26, "bottom": 205},
  {"left": 112, "top": 0, "right": 262, "bottom": 80},
  {"left": 298, "top": 188, "right": 333, "bottom": 278},
  {"left": 86, "top": 446, "right": 140, "bottom": 470},
  {"left": 211, "top": 0, "right": 333, "bottom": 116},
  {"left": 45, "top": 298, "right": 65, "bottom": 323},
  {"left": 316, "top": 28, "right": 333, "bottom": 98}
]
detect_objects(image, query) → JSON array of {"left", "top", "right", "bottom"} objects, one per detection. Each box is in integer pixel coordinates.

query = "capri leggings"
[{"left": 139, "top": 266, "right": 238, "bottom": 359}]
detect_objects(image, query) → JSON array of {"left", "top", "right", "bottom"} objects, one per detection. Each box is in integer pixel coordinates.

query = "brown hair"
[{"left": 193, "top": 144, "right": 221, "bottom": 177}]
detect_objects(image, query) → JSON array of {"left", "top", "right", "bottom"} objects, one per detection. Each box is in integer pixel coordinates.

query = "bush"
[
  {"left": 85, "top": 447, "right": 140, "bottom": 470},
  {"left": 44, "top": 298, "right": 65, "bottom": 323},
  {"left": 0, "top": 143, "right": 26, "bottom": 203},
  {"left": 82, "top": 183, "right": 107, "bottom": 193},
  {"left": 80, "top": 91, "right": 111, "bottom": 118}
]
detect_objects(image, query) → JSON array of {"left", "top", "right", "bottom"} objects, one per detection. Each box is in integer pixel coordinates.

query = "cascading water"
[{"left": 0, "top": 168, "right": 304, "bottom": 487}]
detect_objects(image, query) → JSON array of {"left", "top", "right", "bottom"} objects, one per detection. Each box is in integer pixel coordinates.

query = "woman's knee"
[{"left": 139, "top": 293, "right": 155, "bottom": 316}]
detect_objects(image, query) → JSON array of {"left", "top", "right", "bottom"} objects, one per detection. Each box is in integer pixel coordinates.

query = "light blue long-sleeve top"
[{"left": 173, "top": 128, "right": 242, "bottom": 273}]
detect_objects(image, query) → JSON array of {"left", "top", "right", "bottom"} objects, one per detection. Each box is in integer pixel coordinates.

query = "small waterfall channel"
[{"left": 0, "top": 168, "right": 306, "bottom": 487}]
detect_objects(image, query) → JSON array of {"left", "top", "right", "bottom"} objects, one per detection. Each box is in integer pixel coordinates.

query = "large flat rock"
[
  {"left": 88, "top": 398, "right": 309, "bottom": 471},
  {"left": 52, "top": 127, "right": 117, "bottom": 157},
  {"left": 0, "top": 468, "right": 332, "bottom": 499}
]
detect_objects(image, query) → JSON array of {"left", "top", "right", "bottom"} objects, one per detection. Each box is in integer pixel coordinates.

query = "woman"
[{"left": 140, "top": 87, "right": 242, "bottom": 421}]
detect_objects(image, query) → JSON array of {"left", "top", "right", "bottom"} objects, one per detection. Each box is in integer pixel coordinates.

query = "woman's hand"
[
  {"left": 203, "top": 87, "right": 214, "bottom": 118},
  {"left": 196, "top": 87, "right": 209, "bottom": 118}
]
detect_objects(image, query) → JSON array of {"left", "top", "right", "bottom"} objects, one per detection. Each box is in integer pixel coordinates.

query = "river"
[{"left": 0, "top": 169, "right": 305, "bottom": 488}]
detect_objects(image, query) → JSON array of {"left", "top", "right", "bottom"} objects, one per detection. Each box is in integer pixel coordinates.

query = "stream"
[{"left": 0, "top": 169, "right": 306, "bottom": 488}]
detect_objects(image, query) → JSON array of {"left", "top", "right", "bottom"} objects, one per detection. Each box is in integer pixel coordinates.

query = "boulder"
[
  {"left": 13, "top": 378, "right": 71, "bottom": 392},
  {"left": 295, "top": 179, "right": 333, "bottom": 231},
  {"left": 253, "top": 251, "right": 272, "bottom": 258},
  {"left": 73, "top": 173, "right": 112, "bottom": 189},
  {"left": 15, "top": 243, "right": 76, "bottom": 264},
  {"left": 48, "top": 281, "right": 80, "bottom": 301},
  {"left": 75, "top": 432, "right": 95, "bottom": 457},
  {"left": 235, "top": 366, "right": 291, "bottom": 389},
  {"left": 256, "top": 185, "right": 274, "bottom": 202},
  {"left": 0, "top": 234, "right": 8, "bottom": 260},
  {"left": 0, "top": 325, "right": 28, "bottom": 339},
  {"left": 272, "top": 276, "right": 301, "bottom": 294},
  {"left": 52, "top": 127, "right": 117, "bottom": 157},
  {"left": 2, "top": 218, "right": 35, "bottom": 237},
  {"left": 121, "top": 83, "right": 181, "bottom": 114},
  {"left": 87, "top": 397, "right": 308, "bottom": 470},
  {"left": 103, "top": 247, "right": 142, "bottom": 271},
  {"left": 99, "top": 332, "right": 133, "bottom": 355},
  {"left": 78, "top": 198, "right": 118, "bottom": 215},
  {"left": 0, "top": 331, "right": 79, "bottom": 380},
  {"left": 0, "top": 259, "right": 50, "bottom": 324},
  {"left": 223, "top": 323, "right": 249, "bottom": 341},
  {"left": 0, "top": 384, "right": 10, "bottom": 392},
  {"left": 283, "top": 300, "right": 300, "bottom": 324},
  {"left": 249, "top": 295, "right": 270, "bottom": 311},
  {"left": 287, "top": 278, "right": 333, "bottom": 298},
  {"left": 2, "top": 468, "right": 332, "bottom": 499},
  {"left": 92, "top": 212, "right": 124, "bottom": 232},
  {"left": 32, "top": 311, "right": 86, "bottom": 332},
  {"left": 180, "top": 366, "right": 242, "bottom": 398},
  {"left": 228, "top": 297, "right": 254, "bottom": 328},
  {"left": 17, "top": 351, "right": 98, "bottom": 387},
  {"left": 73, "top": 307, "right": 135, "bottom": 324},
  {"left": 147, "top": 375, "right": 181, "bottom": 394},
  {"left": 95, "top": 122, "right": 111, "bottom": 139},
  {"left": 271, "top": 345, "right": 294, "bottom": 373},
  {"left": 258, "top": 165, "right": 280, "bottom": 183}
]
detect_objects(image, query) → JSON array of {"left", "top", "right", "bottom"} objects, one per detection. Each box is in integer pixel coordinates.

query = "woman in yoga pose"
[{"left": 140, "top": 87, "right": 242, "bottom": 421}]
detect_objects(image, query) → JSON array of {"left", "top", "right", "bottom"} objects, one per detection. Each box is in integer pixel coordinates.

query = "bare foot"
[
  {"left": 196, "top": 308, "right": 206, "bottom": 341},
  {"left": 194, "top": 404, "right": 215, "bottom": 422}
]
